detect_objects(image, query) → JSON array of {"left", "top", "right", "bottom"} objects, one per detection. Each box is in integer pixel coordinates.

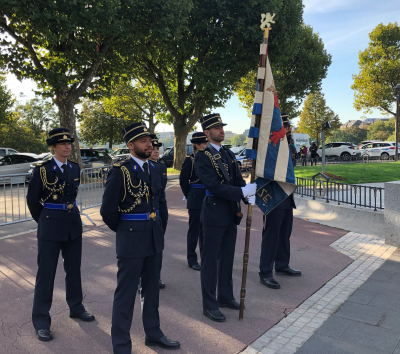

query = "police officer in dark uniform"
[
  {"left": 195, "top": 114, "right": 256, "bottom": 322},
  {"left": 101, "top": 122, "right": 180, "bottom": 353},
  {"left": 259, "top": 113, "right": 302, "bottom": 290},
  {"left": 149, "top": 137, "right": 168, "bottom": 288},
  {"left": 27, "top": 128, "right": 95, "bottom": 342},
  {"left": 179, "top": 132, "right": 208, "bottom": 271}
]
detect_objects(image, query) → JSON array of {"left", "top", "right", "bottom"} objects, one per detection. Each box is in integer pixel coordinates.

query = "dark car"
[
  {"left": 159, "top": 145, "right": 193, "bottom": 167},
  {"left": 92, "top": 147, "right": 114, "bottom": 155},
  {"left": 81, "top": 149, "right": 112, "bottom": 167}
]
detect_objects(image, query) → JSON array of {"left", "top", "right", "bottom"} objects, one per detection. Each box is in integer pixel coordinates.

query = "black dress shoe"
[
  {"left": 275, "top": 267, "right": 302, "bottom": 276},
  {"left": 203, "top": 309, "right": 226, "bottom": 322},
  {"left": 260, "top": 277, "right": 281, "bottom": 289},
  {"left": 145, "top": 335, "right": 181, "bottom": 350},
  {"left": 70, "top": 311, "right": 95, "bottom": 322},
  {"left": 36, "top": 329, "right": 53, "bottom": 341},
  {"left": 159, "top": 279, "right": 166, "bottom": 289},
  {"left": 189, "top": 263, "right": 201, "bottom": 271},
  {"left": 218, "top": 299, "right": 240, "bottom": 310}
]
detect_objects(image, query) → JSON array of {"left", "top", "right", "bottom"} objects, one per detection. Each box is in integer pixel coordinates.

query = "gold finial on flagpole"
[{"left": 260, "top": 13, "right": 275, "bottom": 38}]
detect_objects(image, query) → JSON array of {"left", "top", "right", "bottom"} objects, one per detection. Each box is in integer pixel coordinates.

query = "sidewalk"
[
  {"left": 297, "top": 250, "right": 400, "bottom": 354},
  {"left": 0, "top": 185, "right": 350, "bottom": 354}
]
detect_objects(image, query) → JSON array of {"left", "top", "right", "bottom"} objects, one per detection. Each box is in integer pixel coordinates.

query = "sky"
[{"left": 5, "top": 0, "right": 400, "bottom": 135}]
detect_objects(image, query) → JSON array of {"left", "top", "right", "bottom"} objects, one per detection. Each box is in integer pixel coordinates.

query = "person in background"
[
  {"left": 310, "top": 141, "right": 318, "bottom": 166},
  {"left": 149, "top": 138, "right": 168, "bottom": 289},
  {"left": 259, "top": 114, "right": 301, "bottom": 291},
  {"left": 300, "top": 144, "right": 308, "bottom": 166},
  {"left": 290, "top": 139, "right": 297, "bottom": 167},
  {"left": 179, "top": 132, "right": 208, "bottom": 271}
]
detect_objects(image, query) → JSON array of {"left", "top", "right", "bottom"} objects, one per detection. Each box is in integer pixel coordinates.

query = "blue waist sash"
[
  {"left": 43, "top": 202, "right": 77, "bottom": 210},
  {"left": 120, "top": 210, "right": 159, "bottom": 221},
  {"left": 206, "top": 190, "right": 214, "bottom": 196},
  {"left": 190, "top": 184, "right": 205, "bottom": 189}
]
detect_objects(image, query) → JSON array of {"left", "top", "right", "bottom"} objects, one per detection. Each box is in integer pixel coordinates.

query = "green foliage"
[
  {"left": 0, "top": 74, "right": 14, "bottom": 124},
  {"left": 367, "top": 118, "right": 395, "bottom": 141},
  {"left": 77, "top": 99, "right": 138, "bottom": 148},
  {"left": 230, "top": 134, "right": 246, "bottom": 146},
  {"left": 297, "top": 90, "right": 341, "bottom": 145},
  {"left": 234, "top": 20, "right": 332, "bottom": 118},
  {"left": 13, "top": 96, "right": 59, "bottom": 136},
  {"left": 351, "top": 22, "right": 400, "bottom": 117},
  {"left": 102, "top": 79, "right": 168, "bottom": 133},
  {"left": 326, "top": 126, "right": 368, "bottom": 145}
]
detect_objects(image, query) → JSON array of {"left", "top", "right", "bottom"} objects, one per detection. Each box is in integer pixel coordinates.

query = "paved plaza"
[{"left": 0, "top": 183, "right": 398, "bottom": 354}]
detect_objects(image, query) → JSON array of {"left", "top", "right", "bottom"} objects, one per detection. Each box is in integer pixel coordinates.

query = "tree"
[
  {"left": 0, "top": 0, "right": 187, "bottom": 165},
  {"left": 367, "top": 118, "right": 395, "bottom": 141},
  {"left": 235, "top": 23, "right": 332, "bottom": 118},
  {"left": 0, "top": 74, "right": 14, "bottom": 124},
  {"left": 129, "top": 0, "right": 315, "bottom": 169},
  {"left": 351, "top": 22, "right": 400, "bottom": 117},
  {"left": 102, "top": 79, "right": 167, "bottom": 134},
  {"left": 326, "top": 126, "right": 368, "bottom": 145},
  {"left": 78, "top": 100, "right": 138, "bottom": 148},
  {"left": 297, "top": 90, "right": 341, "bottom": 145},
  {"left": 13, "top": 96, "right": 59, "bottom": 136},
  {"left": 230, "top": 134, "right": 245, "bottom": 146}
]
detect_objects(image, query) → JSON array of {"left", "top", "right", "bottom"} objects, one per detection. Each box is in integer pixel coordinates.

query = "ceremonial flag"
[{"left": 245, "top": 44, "right": 296, "bottom": 215}]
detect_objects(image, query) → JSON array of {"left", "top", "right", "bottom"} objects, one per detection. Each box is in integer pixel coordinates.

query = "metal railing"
[
  {"left": 78, "top": 165, "right": 112, "bottom": 225},
  {"left": 295, "top": 174, "right": 384, "bottom": 211},
  {"left": 295, "top": 155, "right": 398, "bottom": 166},
  {"left": 0, "top": 173, "right": 33, "bottom": 226}
]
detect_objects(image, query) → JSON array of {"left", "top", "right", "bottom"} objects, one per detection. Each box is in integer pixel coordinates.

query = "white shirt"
[
  {"left": 210, "top": 142, "right": 222, "bottom": 152},
  {"left": 53, "top": 156, "right": 68, "bottom": 173},
  {"left": 130, "top": 155, "right": 150, "bottom": 175}
]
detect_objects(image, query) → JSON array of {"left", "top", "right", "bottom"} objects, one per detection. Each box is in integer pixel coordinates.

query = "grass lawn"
[
  {"left": 167, "top": 167, "right": 181, "bottom": 175},
  {"left": 294, "top": 162, "right": 400, "bottom": 184}
]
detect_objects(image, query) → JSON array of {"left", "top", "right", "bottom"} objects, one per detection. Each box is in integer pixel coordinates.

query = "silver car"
[{"left": 0, "top": 153, "right": 40, "bottom": 183}]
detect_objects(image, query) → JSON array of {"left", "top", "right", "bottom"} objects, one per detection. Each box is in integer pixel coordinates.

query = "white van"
[{"left": 291, "top": 133, "right": 311, "bottom": 156}]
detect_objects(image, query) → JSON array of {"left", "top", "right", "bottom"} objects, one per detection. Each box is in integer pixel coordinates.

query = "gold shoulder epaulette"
[
  {"left": 36, "top": 163, "right": 42, "bottom": 166},
  {"left": 197, "top": 148, "right": 205, "bottom": 152},
  {"left": 113, "top": 163, "right": 122, "bottom": 168}
]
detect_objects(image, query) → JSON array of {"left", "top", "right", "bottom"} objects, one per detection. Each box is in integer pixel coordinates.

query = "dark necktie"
[
  {"left": 61, "top": 164, "right": 68, "bottom": 177},
  {"left": 143, "top": 162, "right": 150, "bottom": 180},
  {"left": 219, "top": 147, "right": 228, "bottom": 163}
]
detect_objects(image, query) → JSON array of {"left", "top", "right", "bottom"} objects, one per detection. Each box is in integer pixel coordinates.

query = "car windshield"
[
  {"left": 43, "top": 154, "right": 53, "bottom": 161},
  {"left": 230, "top": 146, "right": 244, "bottom": 154}
]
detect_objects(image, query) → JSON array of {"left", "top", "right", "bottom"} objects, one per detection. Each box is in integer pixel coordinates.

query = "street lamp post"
[{"left": 395, "top": 84, "right": 400, "bottom": 162}]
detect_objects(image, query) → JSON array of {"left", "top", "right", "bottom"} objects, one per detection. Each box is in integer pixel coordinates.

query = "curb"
[{"left": 167, "top": 174, "right": 180, "bottom": 180}]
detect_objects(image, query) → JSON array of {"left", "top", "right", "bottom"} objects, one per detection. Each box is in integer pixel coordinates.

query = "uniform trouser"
[
  {"left": 187, "top": 209, "right": 203, "bottom": 266},
  {"left": 201, "top": 223, "right": 237, "bottom": 311},
  {"left": 112, "top": 253, "right": 163, "bottom": 354},
  {"left": 259, "top": 207, "right": 293, "bottom": 278},
  {"left": 32, "top": 237, "right": 85, "bottom": 330}
]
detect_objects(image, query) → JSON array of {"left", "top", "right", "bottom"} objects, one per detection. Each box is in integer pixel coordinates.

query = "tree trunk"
[
  {"left": 173, "top": 124, "right": 190, "bottom": 170},
  {"left": 56, "top": 97, "right": 83, "bottom": 168}
]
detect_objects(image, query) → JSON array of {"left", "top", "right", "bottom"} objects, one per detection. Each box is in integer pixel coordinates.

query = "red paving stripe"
[{"left": 0, "top": 186, "right": 351, "bottom": 354}]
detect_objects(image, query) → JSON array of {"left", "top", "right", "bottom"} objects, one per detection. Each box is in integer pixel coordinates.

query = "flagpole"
[{"left": 239, "top": 15, "right": 274, "bottom": 321}]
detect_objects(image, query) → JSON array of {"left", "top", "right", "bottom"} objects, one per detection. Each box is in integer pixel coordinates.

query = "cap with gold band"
[
  {"left": 151, "top": 138, "right": 163, "bottom": 147},
  {"left": 200, "top": 113, "right": 227, "bottom": 131},
  {"left": 281, "top": 113, "right": 291, "bottom": 125},
  {"left": 122, "top": 122, "right": 155, "bottom": 144},
  {"left": 190, "top": 132, "right": 208, "bottom": 144},
  {"left": 46, "top": 127, "right": 75, "bottom": 146}
]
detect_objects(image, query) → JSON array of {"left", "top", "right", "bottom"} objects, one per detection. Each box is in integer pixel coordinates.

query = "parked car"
[
  {"left": 159, "top": 145, "right": 193, "bottom": 167},
  {"left": 0, "top": 153, "right": 40, "bottom": 182},
  {"left": 359, "top": 140, "right": 380, "bottom": 149},
  {"left": 80, "top": 149, "right": 112, "bottom": 167},
  {"left": 37, "top": 152, "right": 51, "bottom": 160},
  {"left": 92, "top": 147, "right": 114, "bottom": 155},
  {"left": 0, "top": 147, "right": 19, "bottom": 156},
  {"left": 111, "top": 147, "right": 131, "bottom": 162},
  {"left": 361, "top": 142, "right": 400, "bottom": 160},
  {"left": 317, "top": 142, "right": 360, "bottom": 161}
]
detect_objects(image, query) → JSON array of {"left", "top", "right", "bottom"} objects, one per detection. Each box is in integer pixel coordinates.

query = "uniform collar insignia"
[
  {"left": 149, "top": 162, "right": 155, "bottom": 168},
  {"left": 69, "top": 163, "right": 73, "bottom": 169},
  {"left": 52, "top": 165, "right": 57, "bottom": 171},
  {"left": 133, "top": 165, "right": 138, "bottom": 170}
]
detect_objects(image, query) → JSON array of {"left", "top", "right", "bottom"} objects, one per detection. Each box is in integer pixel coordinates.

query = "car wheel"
[
  {"left": 341, "top": 152, "right": 351, "bottom": 161},
  {"left": 381, "top": 152, "right": 389, "bottom": 160}
]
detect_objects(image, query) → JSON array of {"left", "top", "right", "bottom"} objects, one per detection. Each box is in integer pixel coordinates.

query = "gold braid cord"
[
  {"left": 204, "top": 151, "right": 229, "bottom": 182},
  {"left": 189, "top": 156, "right": 200, "bottom": 184},
  {"left": 119, "top": 165, "right": 149, "bottom": 213},
  {"left": 39, "top": 166, "right": 65, "bottom": 203}
]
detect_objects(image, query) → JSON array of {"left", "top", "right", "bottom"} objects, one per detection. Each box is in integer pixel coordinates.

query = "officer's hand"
[
  {"left": 241, "top": 182, "right": 257, "bottom": 198},
  {"left": 247, "top": 195, "right": 256, "bottom": 206}
]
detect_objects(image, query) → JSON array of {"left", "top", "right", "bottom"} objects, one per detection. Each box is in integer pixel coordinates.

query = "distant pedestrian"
[
  {"left": 290, "top": 139, "right": 297, "bottom": 167},
  {"left": 310, "top": 142, "right": 318, "bottom": 166},
  {"left": 300, "top": 144, "right": 308, "bottom": 166}
]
